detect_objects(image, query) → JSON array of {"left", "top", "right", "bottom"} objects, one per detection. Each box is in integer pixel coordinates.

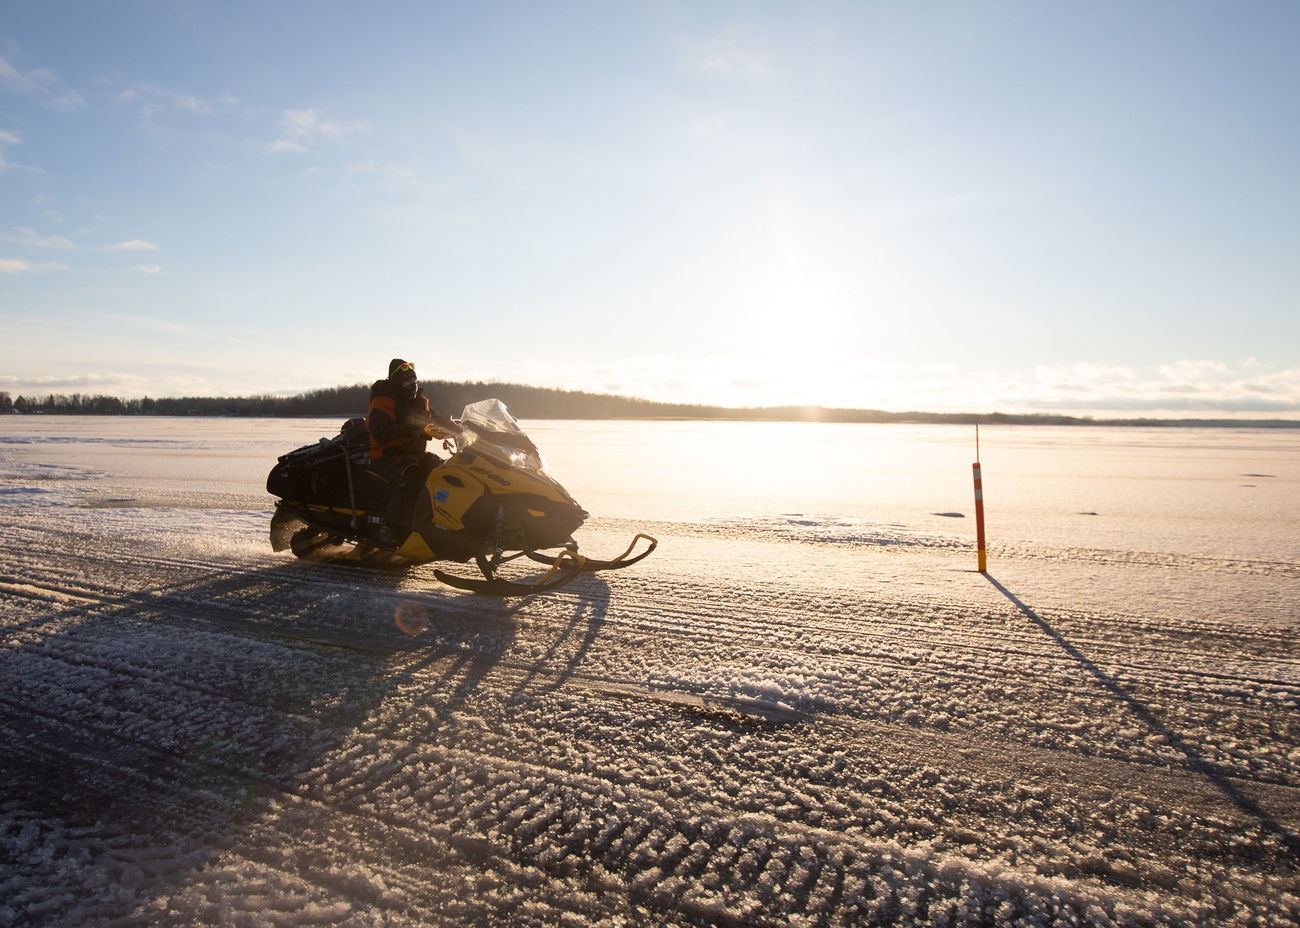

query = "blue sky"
[{"left": 2, "top": 1, "right": 1297, "bottom": 415}]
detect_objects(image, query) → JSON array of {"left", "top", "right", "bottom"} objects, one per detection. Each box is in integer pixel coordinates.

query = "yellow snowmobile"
[{"left": 267, "top": 399, "right": 655, "bottom": 595}]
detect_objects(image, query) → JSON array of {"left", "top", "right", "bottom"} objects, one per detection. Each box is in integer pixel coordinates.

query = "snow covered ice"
[{"left": 1, "top": 416, "right": 1297, "bottom": 926}]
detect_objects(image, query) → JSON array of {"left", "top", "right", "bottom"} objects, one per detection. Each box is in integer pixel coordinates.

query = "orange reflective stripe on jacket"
[
  {"left": 366, "top": 391, "right": 430, "bottom": 459},
  {"left": 366, "top": 395, "right": 407, "bottom": 459}
]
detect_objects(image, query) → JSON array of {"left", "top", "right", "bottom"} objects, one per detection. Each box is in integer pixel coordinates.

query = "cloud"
[
  {"left": 496, "top": 354, "right": 1300, "bottom": 417},
  {"left": 0, "top": 128, "right": 39, "bottom": 173},
  {"left": 97, "top": 313, "right": 256, "bottom": 346},
  {"left": 284, "top": 108, "right": 365, "bottom": 139},
  {"left": 344, "top": 159, "right": 419, "bottom": 187},
  {"left": 968, "top": 360, "right": 1300, "bottom": 416},
  {"left": 0, "top": 373, "right": 146, "bottom": 391},
  {"left": 267, "top": 107, "right": 366, "bottom": 153},
  {"left": 0, "top": 232, "right": 162, "bottom": 269},
  {"left": 0, "top": 52, "right": 83, "bottom": 111},
  {"left": 676, "top": 27, "right": 773, "bottom": 78},
  {"left": 0, "top": 371, "right": 226, "bottom": 399},
  {"left": 1030, "top": 362, "right": 1139, "bottom": 388},
  {"left": 2, "top": 226, "right": 75, "bottom": 249},
  {"left": 1157, "top": 359, "right": 1229, "bottom": 382},
  {"left": 0, "top": 258, "right": 68, "bottom": 274},
  {"left": 116, "top": 83, "right": 215, "bottom": 117}
]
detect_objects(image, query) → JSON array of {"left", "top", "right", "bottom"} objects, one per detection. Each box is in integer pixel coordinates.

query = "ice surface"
[{"left": 1, "top": 416, "right": 1297, "bottom": 926}]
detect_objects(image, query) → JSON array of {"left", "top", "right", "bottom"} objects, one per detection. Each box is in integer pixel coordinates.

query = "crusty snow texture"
[{"left": 1, "top": 422, "right": 1297, "bottom": 927}]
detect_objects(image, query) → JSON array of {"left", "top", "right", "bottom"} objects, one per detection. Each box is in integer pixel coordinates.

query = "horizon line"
[{"left": 4, "top": 379, "right": 1298, "bottom": 428}]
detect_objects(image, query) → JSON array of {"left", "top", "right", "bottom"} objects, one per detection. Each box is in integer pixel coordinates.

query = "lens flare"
[{"left": 393, "top": 600, "right": 431, "bottom": 636}]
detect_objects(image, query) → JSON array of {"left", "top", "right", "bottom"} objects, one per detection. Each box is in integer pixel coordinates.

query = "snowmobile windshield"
[{"left": 456, "top": 399, "right": 545, "bottom": 472}]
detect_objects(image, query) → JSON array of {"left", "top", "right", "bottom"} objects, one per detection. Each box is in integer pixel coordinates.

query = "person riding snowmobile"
[
  {"left": 366, "top": 359, "right": 445, "bottom": 543},
  {"left": 367, "top": 358, "right": 434, "bottom": 461}
]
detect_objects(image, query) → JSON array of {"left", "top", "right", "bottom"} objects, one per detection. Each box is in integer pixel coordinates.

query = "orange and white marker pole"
[{"left": 973, "top": 424, "right": 987, "bottom": 573}]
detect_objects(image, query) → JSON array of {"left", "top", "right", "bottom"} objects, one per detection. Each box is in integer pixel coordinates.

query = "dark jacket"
[{"left": 366, "top": 379, "right": 432, "bottom": 460}]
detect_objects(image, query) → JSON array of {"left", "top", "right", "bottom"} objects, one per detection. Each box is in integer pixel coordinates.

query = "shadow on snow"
[
  {"left": 985, "top": 572, "right": 1300, "bottom": 863},
  {"left": 0, "top": 560, "right": 611, "bottom": 924}
]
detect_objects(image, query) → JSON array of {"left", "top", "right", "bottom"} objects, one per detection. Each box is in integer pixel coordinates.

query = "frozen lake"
[
  {"left": 1, "top": 415, "right": 1297, "bottom": 925},
  {"left": 4, "top": 415, "right": 1296, "bottom": 559}
]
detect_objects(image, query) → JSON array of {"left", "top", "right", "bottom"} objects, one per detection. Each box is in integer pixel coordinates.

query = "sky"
[{"left": 2, "top": 1, "right": 1298, "bottom": 416}]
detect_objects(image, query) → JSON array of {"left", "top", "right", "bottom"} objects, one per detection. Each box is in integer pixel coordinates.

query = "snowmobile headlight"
[{"left": 509, "top": 449, "right": 544, "bottom": 471}]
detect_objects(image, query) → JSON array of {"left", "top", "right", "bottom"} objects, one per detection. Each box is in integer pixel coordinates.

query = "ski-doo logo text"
[{"left": 468, "top": 464, "right": 510, "bottom": 487}]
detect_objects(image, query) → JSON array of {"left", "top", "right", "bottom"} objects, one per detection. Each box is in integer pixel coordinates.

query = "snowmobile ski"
[
  {"left": 434, "top": 549, "right": 587, "bottom": 596},
  {"left": 524, "top": 533, "right": 658, "bottom": 573}
]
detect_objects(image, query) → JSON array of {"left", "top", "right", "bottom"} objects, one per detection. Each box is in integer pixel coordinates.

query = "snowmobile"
[{"left": 266, "top": 399, "right": 655, "bottom": 595}]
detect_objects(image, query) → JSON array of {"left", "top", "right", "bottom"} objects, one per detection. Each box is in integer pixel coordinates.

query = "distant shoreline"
[
  {"left": 5, "top": 411, "right": 1297, "bottom": 428},
  {"left": 3, "top": 379, "right": 1297, "bottom": 429}
]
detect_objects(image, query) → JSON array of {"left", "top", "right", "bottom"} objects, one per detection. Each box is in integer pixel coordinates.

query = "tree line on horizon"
[
  {"left": 0, "top": 382, "right": 711, "bottom": 419},
  {"left": 0, "top": 385, "right": 1295, "bottom": 428}
]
